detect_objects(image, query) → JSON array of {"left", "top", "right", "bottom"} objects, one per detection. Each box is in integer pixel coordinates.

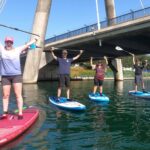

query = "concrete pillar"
[
  {"left": 104, "top": 0, "right": 123, "bottom": 81},
  {"left": 112, "top": 59, "right": 123, "bottom": 81},
  {"left": 23, "top": 0, "right": 52, "bottom": 83},
  {"left": 104, "top": 0, "right": 116, "bottom": 25}
]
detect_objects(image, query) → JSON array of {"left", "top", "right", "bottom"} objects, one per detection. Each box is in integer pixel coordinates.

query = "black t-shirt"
[{"left": 134, "top": 64, "right": 144, "bottom": 75}]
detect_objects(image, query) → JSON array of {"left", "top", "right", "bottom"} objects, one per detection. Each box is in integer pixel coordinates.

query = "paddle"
[
  {"left": 115, "top": 46, "right": 133, "bottom": 55},
  {"left": 0, "top": 24, "right": 40, "bottom": 37},
  {"left": 43, "top": 47, "right": 84, "bottom": 52}
]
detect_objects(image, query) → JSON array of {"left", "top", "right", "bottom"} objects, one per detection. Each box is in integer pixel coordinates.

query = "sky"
[{"left": 0, "top": 0, "right": 150, "bottom": 46}]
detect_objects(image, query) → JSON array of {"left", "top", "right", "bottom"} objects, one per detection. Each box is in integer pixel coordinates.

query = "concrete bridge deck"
[{"left": 44, "top": 7, "right": 150, "bottom": 60}]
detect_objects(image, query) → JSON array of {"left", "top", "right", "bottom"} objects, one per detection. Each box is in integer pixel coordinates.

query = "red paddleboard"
[{"left": 0, "top": 106, "right": 39, "bottom": 146}]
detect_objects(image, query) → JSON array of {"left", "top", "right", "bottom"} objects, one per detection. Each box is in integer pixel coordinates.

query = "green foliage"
[{"left": 122, "top": 55, "right": 150, "bottom": 67}]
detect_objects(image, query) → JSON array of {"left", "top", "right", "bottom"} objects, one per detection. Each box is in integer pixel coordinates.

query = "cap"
[{"left": 5, "top": 36, "right": 14, "bottom": 43}]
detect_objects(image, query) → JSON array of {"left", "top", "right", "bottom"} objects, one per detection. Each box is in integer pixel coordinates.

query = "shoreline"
[
  {"left": 71, "top": 76, "right": 150, "bottom": 80},
  {"left": 37, "top": 76, "right": 150, "bottom": 82}
]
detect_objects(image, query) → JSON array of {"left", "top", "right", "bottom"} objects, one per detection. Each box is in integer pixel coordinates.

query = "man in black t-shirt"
[{"left": 130, "top": 54, "right": 147, "bottom": 92}]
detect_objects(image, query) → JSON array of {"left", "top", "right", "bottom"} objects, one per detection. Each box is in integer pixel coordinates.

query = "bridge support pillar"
[
  {"left": 23, "top": 0, "right": 52, "bottom": 83},
  {"left": 104, "top": 0, "right": 123, "bottom": 81},
  {"left": 108, "top": 58, "right": 123, "bottom": 81}
]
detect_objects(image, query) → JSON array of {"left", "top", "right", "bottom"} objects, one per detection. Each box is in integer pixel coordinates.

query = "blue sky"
[{"left": 0, "top": 0, "right": 150, "bottom": 46}]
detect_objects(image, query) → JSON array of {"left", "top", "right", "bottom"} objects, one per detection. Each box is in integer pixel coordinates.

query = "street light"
[
  {"left": 0, "top": 0, "right": 6, "bottom": 14},
  {"left": 95, "top": 0, "right": 101, "bottom": 30},
  {"left": 139, "top": 0, "right": 144, "bottom": 9},
  {"left": 115, "top": 46, "right": 133, "bottom": 55}
]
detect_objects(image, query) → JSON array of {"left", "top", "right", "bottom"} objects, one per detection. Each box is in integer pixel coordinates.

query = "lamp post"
[
  {"left": 139, "top": 0, "right": 144, "bottom": 9},
  {"left": 115, "top": 46, "right": 133, "bottom": 55},
  {"left": 95, "top": 0, "right": 101, "bottom": 30}
]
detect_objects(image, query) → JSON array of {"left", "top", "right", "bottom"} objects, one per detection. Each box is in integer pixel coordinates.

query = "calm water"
[{"left": 0, "top": 79, "right": 150, "bottom": 150}]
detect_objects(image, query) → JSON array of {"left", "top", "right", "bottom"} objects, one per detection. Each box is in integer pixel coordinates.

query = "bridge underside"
[
  {"left": 44, "top": 16, "right": 150, "bottom": 62},
  {"left": 46, "top": 29, "right": 150, "bottom": 62}
]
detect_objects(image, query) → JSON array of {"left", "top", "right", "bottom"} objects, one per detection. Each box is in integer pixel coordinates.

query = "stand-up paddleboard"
[
  {"left": 129, "top": 91, "right": 150, "bottom": 98},
  {"left": 89, "top": 92, "right": 109, "bottom": 102},
  {"left": 0, "top": 106, "right": 39, "bottom": 146},
  {"left": 49, "top": 96, "right": 86, "bottom": 111}
]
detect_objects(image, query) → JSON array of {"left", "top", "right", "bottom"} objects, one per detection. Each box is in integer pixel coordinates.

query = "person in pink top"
[
  {"left": 0, "top": 36, "right": 38, "bottom": 120},
  {"left": 90, "top": 56, "right": 108, "bottom": 96}
]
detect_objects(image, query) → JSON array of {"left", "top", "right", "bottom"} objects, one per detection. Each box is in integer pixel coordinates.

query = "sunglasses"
[{"left": 5, "top": 41, "right": 13, "bottom": 44}]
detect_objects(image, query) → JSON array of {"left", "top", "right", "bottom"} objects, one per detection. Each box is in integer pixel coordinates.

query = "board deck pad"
[
  {"left": 89, "top": 92, "right": 110, "bottom": 102},
  {"left": 129, "top": 91, "right": 150, "bottom": 98},
  {"left": 0, "top": 106, "right": 39, "bottom": 146},
  {"left": 49, "top": 96, "right": 86, "bottom": 111}
]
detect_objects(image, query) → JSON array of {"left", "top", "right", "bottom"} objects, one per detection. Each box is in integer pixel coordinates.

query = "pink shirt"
[{"left": 95, "top": 64, "right": 106, "bottom": 80}]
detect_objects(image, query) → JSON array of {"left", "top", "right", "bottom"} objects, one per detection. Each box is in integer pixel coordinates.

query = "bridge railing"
[{"left": 45, "top": 6, "right": 150, "bottom": 44}]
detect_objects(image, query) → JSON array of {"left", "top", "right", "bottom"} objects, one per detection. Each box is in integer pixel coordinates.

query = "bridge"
[
  {"left": 22, "top": 0, "right": 150, "bottom": 83},
  {"left": 45, "top": 7, "right": 150, "bottom": 59}
]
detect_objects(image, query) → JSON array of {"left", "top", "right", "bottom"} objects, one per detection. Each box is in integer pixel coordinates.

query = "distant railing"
[{"left": 45, "top": 6, "right": 150, "bottom": 44}]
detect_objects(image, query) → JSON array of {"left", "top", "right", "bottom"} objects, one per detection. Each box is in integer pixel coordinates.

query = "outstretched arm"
[
  {"left": 90, "top": 57, "right": 96, "bottom": 70},
  {"left": 50, "top": 47, "right": 57, "bottom": 60},
  {"left": 73, "top": 50, "right": 83, "bottom": 61},
  {"left": 104, "top": 56, "right": 108, "bottom": 65},
  {"left": 131, "top": 54, "right": 135, "bottom": 65},
  {"left": 0, "top": 40, "right": 4, "bottom": 51},
  {"left": 17, "top": 38, "right": 38, "bottom": 53},
  {"left": 144, "top": 60, "right": 148, "bottom": 66},
  {"left": 104, "top": 56, "right": 108, "bottom": 72}
]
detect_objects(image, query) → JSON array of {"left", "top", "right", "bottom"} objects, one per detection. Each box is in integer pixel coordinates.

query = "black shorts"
[
  {"left": 1, "top": 75, "right": 23, "bottom": 86},
  {"left": 135, "top": 75, "right": 143, "bottom": 84},
  {"left": 94, "top": 78, "right": 103, "bottom": 86},
  {"left": 58, "top": 74, "right": 70, "bottom": 88}
]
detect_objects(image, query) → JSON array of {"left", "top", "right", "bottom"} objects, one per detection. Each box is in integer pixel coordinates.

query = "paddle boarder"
[
  {"left": 90, "top": 56, "right": 108, "bottom": 96},
  {"left": 50, "top": 47, "right": 83, "bottom": 99},
  {"left": 0, "top": 36, "right": 38, "bottom": 119},
  {"left": 130, "top": 54, "right": 147, "bottom": 93}
]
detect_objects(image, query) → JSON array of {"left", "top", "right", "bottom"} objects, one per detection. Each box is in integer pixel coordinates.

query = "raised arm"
[
  {"left": 103, "top": 56, "right": 108, "bottom": 72},
  {"left": 131, "top": 54, "right": 135, "bottom": 65},
  {"left": 73, "top": 50, "right": 83, "bottom": 61},
  {"left": 104, "top": 56, "right": 108, "bottom": 65},
  {"left": 90, "top": 57, "right": 96, "bottom": 70},
  {"left": 17, "top": 38, "right": 38, "bottom": 53},
  {"left": 50, "top": 47, "right": 57, "bottom": 60},
  {"left": 0, "top": 40, "right": 4, "bottom": 51}
]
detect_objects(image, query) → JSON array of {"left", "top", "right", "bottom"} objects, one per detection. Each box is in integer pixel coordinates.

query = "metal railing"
[{"left": 45, "top": 6, "right": 150, "bottom": 44}]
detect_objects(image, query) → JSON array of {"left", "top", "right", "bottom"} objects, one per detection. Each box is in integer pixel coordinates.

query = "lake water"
[{"left": 0, "top": 79, "right": 150, "bottom": 150}]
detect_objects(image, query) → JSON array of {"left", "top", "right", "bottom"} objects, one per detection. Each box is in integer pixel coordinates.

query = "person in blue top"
[
  {"left": 50, "top": 47, "right": 83, "bottom": 99},
  {"left": 0, "top": 36, "right": 38, "bottom": 119}
]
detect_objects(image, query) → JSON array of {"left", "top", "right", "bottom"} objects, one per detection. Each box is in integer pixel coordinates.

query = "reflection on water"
[
  {"left": 114, "top": 81, "right": 124, "bottom": 96},
  {"left": 0, "top": 80, "right": 150, "bottom": 150}
]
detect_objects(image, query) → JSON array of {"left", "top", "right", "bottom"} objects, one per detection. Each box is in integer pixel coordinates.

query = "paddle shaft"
[
  {"left": 0, "top": 24, "right": 40, "bottom": 37},
  {"left": 122, "top": 49, "right": 133, "bottom": 55}
]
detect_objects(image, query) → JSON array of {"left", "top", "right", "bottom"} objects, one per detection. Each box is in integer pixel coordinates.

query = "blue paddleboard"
[
  {"left": 88, "top": 92, "right": 109, "bottom": 102},
  {"left": 49, "top": 96, "right": 86, "bottom": 111},
  {"left": 129, "top": 91, "right": 150, "bottom": 98}
]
